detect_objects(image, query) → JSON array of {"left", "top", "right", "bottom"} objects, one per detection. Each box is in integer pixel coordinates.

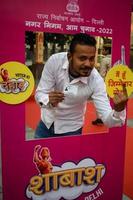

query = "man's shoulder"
[
  {"left": 51, "top": 52, "right": 67, "bottom": 60},
  {"left": 91, "top": 67, "right": 102, "bottom": 79},
  {"left": 47, "top": 52, "right": 68, "bottom": 71},
  {"left": 89, "top": 68, "right": 104, "bottom": 84},
  {"left": 88, "top": 68, "right": 105, "bottom": 91}
]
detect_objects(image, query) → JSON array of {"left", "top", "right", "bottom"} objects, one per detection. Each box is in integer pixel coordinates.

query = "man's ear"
[{"left": 67, "top": 52, "right": 72, "bottom": 61}]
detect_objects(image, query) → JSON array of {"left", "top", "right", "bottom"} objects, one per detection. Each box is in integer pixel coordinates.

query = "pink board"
[{"left": 0, "top": 0, "right": 131, "bottom": 199}]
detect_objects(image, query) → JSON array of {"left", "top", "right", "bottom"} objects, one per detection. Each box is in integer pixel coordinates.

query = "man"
[
  {"left": 99, "top": 44, "right": 112, "bottom": 79},
  {"left": 92, "top": 44, "right": 112, "bottom": 125},
  {"left": 35, "top": 33, "right": 127, "bottom": 138}
]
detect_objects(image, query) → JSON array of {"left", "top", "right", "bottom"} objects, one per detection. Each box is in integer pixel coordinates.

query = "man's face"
[
  {"left": 102, "top": 48, "right": 108, "bottom": 56},
  {"left": 68, "top": 44, "right": 96, "bottom": 77}
]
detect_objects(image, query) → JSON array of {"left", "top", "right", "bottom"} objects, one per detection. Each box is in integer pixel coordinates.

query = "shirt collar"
[{"left": 70, "top": 77, "right": 88, "bottom": 84}]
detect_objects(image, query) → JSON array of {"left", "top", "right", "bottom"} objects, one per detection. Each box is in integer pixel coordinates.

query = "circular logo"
[
  {"left": 105, "top": 64, "right": 133, "bottom": 98},
  {"left": 0, "top": 61, "right": 35, "bottom": 104}
]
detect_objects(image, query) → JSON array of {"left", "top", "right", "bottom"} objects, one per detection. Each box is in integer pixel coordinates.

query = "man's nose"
[{"left": 84, "top": 59, "right": 91, "bottom": 67}]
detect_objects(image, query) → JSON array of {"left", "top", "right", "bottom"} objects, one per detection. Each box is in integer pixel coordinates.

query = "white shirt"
[{"left": 35, "top": 52, "right": 126, "bottom": 134}]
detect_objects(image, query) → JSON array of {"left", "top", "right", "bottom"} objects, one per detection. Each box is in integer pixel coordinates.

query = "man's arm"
[
  {"left": 91, "top": 76, "right": 127, "bottom": 128},
  {"left": 35, "top": 55, "right": 56, "bottom": 107},
  {"left": 35, "top": 55, "right": 65, "bottom": 108}
]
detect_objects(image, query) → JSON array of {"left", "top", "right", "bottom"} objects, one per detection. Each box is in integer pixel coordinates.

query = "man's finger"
[
  {"left": 119, "top": 79, "right": 128, "bottom": 96},
  {"left": 50, "top": 91, "right": 64, "bottom": 97},
  {"left": 113, "top": 93, "right": 120, "bottom": 104},
  {"left": 123, "top": 84, "right": 128, "bottom": 97}
]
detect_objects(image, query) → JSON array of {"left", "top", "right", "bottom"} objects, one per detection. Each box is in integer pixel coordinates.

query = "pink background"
[{"left": 0, "top": 0, "right": 132, "bottom": 199}]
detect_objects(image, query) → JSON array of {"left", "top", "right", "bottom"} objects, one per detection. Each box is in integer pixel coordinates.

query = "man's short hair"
[{"left": 69, "top": 33, "right": 96, "bottom": 53}]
